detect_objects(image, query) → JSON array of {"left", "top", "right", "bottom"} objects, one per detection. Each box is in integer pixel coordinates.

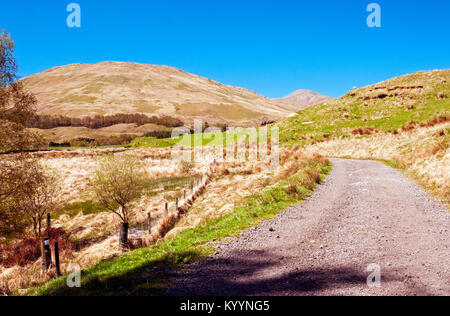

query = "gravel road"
[{"left": 169, "top": 159, "right": 449, "bottom": 296}]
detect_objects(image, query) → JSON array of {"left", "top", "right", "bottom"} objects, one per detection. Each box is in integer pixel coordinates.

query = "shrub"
[
  {"left": 0, "top": 228, "right": 72, "bottom": 268},
  {"left": 143, "top": 130, "right": 173, "bottom": 139}
]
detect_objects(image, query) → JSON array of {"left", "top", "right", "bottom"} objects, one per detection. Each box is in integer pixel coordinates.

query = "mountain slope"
[
  {"left": 278, "top": 69, "right": 450, "bottom": 145},
  {"left": 273, "top": 89, "right": 335, "bottom": 111},
  {"left": 21, "top": 62, "right": 291, "bottom": 125}
]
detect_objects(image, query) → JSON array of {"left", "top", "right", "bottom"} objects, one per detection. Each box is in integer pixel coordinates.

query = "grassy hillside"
[
  {"left": 278, "top": 70, "right": 449, "bottom": 145},
  {"left": 20, "top": 61, "right": 291, "bottom": 126}
]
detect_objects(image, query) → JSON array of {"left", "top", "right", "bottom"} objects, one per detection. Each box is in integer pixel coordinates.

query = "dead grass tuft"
[
  {"left": 436, "top": 92, "right": 447, "bottom": 99},
  {"left": 351, "top": 127, "right": 376, "bottom": 136}
]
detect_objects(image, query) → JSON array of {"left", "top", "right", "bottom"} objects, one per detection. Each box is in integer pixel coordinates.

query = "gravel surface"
[{"left": 168, "top": 159, "right": 449, "bottom": 296}]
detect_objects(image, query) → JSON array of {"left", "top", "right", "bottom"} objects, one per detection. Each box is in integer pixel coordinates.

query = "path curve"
[{"left": 169, "top": 159, "right": 449, "bottom": 296}]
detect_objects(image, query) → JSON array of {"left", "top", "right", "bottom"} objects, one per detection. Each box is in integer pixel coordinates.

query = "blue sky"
[{"left": 1, "top": 0, "right": 449, "bottom": 98}]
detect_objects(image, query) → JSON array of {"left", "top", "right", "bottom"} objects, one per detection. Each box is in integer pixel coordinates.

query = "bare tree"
[
  {"left": 90, "top": 154, "right": 148, "bottom": 246},
  {"left": 11, "top": 161, "right": 61, "bottom": 238}
]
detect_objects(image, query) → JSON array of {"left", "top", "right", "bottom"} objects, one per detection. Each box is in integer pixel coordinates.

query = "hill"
[
  {"left": 278, "top": 69, "right": 450, "bottom": 145},
  {"left": 273, "top": 89, "right": 335, "bottom": 111},
  {"left": 20, "top": 61, "right": 291, "bottom": 126}
]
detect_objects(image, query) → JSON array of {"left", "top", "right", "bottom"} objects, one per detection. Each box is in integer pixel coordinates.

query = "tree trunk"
[
  {"left": 33, "top": 218, "right": 38, "bottom": 239},
  {"left": 37, "top": 218, "right": 42, "bottom": 238},
  {"left": 122, "top": 206, "right": 128, "bottom": 223},
  {"left": 119, "top": 222, "right": 129, "bottom": 248}
]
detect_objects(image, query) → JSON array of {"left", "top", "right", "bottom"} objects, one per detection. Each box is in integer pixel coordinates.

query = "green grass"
[
  {"left": 25, "top": 159, "right": 331, "bottom": 296},
  {"left": 278, "top": 70, "right": 450, "bottom": 146},
  {"left": 131, "top": 128, "right": 273, "bottom": 148},
  {"left": 382, "top": 160, "right": 403, "bottom": 170},
  {"left": 54, "top": 200, "right": 108, "bottom": 219}
]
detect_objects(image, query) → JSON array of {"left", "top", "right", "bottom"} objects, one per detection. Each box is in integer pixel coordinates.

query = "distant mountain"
[
  {"left": 273, "top": 89, "right": 335, "bottom": 111},
  {"left": 20, "top": 61, "right": 292, "bottom": 126}
]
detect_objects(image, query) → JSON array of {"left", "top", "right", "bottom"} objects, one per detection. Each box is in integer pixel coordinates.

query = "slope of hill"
[
  {"left": 21, "top": 61, "right": 291, "bottom": 125},
  {"left": 273, "top": 89, "right": 335, "bottom": 111},
  {"left": 278, "top": 70, "right": 450, "bottom": 145}
]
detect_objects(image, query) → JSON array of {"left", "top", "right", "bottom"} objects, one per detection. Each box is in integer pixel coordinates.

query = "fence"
[
  {"left": 138, "top": 159, "right": 217, "bottom": 246},
  {"left": 39, "top": 160, "right": 217, "bottom": 277}
]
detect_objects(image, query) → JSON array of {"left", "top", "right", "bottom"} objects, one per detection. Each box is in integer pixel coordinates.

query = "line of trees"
[
  {"left": 27, "top": 113, "right": 184, "bottom": 130},
  {"left": 50, "top": 134, "right": 136, "bottom": 148}
]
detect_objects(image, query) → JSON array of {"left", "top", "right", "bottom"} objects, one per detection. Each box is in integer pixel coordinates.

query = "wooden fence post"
[
  {"left": 147, "top": 212, "right": 152, "bottom": 234},
  {"left": 54, "top": 242, "right": 61, "bottom": 276},
  {"left": 41, "top": 237, "right": 51, "bottom": 272},
  {"left": 183, "top": 189, "right": 186, "bottom": 201},
  {"left": 175, "top": 197, "right": 179, "bottom": 212},
  {"left": 165, "top": 202, "right": 168, "bottom": 214}
]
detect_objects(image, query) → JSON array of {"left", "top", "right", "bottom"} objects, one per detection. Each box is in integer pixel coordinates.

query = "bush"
[
  {"left": 49, "top": 141, "right": 70, "bottom": 148},
  {"left": 143, "top": 130, "right": 173, "bottom": 139},
  {"left": 0, "top": 228, "right": 72, "bottom": 267}
]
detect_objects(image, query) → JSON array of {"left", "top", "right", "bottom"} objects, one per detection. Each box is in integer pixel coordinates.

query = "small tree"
[
  {"left": 91, "top": 154, "right": 148, "bottom": 246},
  {"left": 12, "top": 161, "right": 60, "bottom": 238}
]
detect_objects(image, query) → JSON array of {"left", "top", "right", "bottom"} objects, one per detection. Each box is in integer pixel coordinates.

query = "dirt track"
[{"left": 169, "top": 159, "right": 449, "bottom": 296}]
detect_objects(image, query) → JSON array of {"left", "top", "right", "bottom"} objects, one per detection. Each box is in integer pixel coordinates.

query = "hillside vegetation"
[
  {"left": 279, "top": 70, "right": 449, "bottom": 145},
  {"left": 20, "top": 62, "right": 291, "bottom": 126}
]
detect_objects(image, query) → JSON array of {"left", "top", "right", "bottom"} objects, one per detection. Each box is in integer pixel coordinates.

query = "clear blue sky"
[{"left": 1, "top": 0, "right": 449, "bottom": 98}]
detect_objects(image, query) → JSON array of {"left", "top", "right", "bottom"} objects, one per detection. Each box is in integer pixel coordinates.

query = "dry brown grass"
[
  {"left": 400, "top": 116, "right": 450, "bottom": 133},
  {"left": 305, "top": 122, "right": 450, "bottom": 206},
  {"left": 351, "top": 127, "right": 378, "bottom": 136}
]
